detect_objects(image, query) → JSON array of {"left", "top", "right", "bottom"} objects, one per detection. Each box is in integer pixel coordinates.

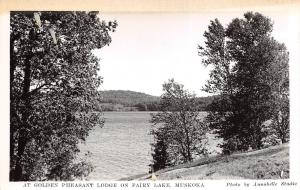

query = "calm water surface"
[
  {"left": 79, "top": 112, "right": 154, "bottom": 180},
  {"left": 79, "top": 111, "right": 220, "bottom": 180}
]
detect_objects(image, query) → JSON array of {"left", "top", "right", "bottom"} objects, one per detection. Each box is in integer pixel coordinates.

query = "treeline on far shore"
[{"left": 94, "top": 90, "right": 217, "bottom": 111}]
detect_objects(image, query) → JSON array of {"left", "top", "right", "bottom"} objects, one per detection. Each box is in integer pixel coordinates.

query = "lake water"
[
  {"left": 79, "top": 111, "right": 221, "bottom": 180},
  {"left": 79, "top": 112, "right": 154, "bottom": 180}
]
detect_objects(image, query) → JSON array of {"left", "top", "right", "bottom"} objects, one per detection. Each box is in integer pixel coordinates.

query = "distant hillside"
[
  {"left": 101, "top": 90, "right": 159, "bottom": 106},
  {"left": 97, "top": 90, "right": 218, "bottom": 112}
]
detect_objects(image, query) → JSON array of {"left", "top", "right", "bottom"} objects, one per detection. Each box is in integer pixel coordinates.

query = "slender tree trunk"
[
  {"left": 10, "top": 38, "right": 16, "bottom": 85},
  {"left": 181, "top": 112, "right": 192, "bottom": 162},
  {"left": 185, "top": 133, "right": 192, "bottom": 162},
  {"left": 11, "top": 55, "right": 32, "bottom": 181},
  {"left": 10, "top": 36, "right": 17, "bottom": 180}
]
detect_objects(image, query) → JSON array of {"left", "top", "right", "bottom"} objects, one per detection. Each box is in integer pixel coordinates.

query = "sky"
[{"left": 94, "top": 11, "right": 298, "bottom": 97}]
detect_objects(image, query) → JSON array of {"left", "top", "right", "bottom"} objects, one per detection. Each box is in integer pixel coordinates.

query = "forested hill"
[
  {"left": 98, "top": 90, "right": 217, "bottom": 112},
  {"left": 101, "top": 90, "right": 159, "bottom": 106}
]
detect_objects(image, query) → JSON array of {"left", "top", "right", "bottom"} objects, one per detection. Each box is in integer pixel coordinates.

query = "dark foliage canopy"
[
  {"left": 10, "top": 11, "right": 116, "bottom": 181},
  {"left": 199, "top": 12, "right": 289, "bottom": 153}
]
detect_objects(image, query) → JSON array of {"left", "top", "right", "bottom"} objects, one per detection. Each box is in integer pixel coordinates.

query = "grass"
[{"left": 121, "top": 143, "right": 289, "bottom": 180}]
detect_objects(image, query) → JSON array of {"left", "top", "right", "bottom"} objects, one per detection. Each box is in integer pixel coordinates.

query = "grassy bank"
[{"left": 121, "top": 143, "right": 289, "bottom": 180}]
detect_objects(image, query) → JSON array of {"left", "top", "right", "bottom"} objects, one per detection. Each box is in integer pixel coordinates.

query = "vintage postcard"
[{"left": 0, "top": 0, "right": 300, "bottom": 190}]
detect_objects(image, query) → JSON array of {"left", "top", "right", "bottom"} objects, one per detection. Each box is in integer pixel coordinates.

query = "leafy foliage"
[
  {"left": 199, "top": 12, "right": 289, "bottom": 153},
  {"left": 10, "top": 11, "right": 116, "bottom": 181},
  {"left": 151, "top": 133, "right": 171, "bottom": 172},
  {"left": 150, "top": 79, "right": 208, "bottom": 170}
]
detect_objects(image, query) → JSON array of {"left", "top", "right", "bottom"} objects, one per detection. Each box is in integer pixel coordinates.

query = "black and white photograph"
[{"left": 1, "top": 0, "right": 300, "bottom": 189}]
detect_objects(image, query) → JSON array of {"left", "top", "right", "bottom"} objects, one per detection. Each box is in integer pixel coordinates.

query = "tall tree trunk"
[
  {"left": 10, "top": 35, "right": 17, "bottom": 180},
  {"left": 11, "top": 55, "right": 32, "bottom": 181}
]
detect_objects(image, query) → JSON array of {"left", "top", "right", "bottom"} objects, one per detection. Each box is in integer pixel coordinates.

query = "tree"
[
  {"left": 135, "top": 103, "right": 147, "bottom": 111},
  {"left": 150, "top": 79, "right": 208, "bottom": 169},
  {"left": 260, "top": 39, "right": 289, "bottom": 145},
  {"left": 10, "top": 11, "right": 117, "bottom": 181},
  {"left": 151, "top": 131, "right": 171, "bottom": 172},
  {"left": 199, "top": 12, "right": 289, "bottom": 153},
  {"left": 198, "top": 19, "right": 231, "bottom": 95}
]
